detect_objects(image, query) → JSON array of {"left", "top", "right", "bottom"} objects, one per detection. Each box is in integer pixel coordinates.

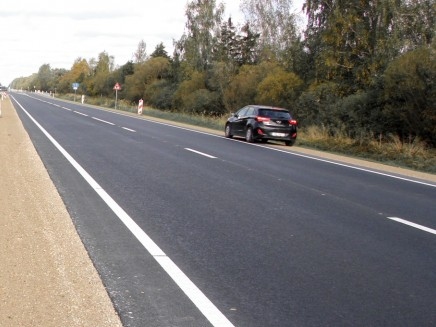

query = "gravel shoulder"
[
  {"left": 0, "top": 97, "right": 122, "bottom": 327},
  {"left": 1, "top": 96, "right": 434, "bottom": 327}
]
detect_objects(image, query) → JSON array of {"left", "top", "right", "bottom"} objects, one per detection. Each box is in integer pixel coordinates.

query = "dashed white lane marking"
[
  {"left": 13, "top": 97, "right": 235, "bottom": 327},
  {"left": 19, "top": 95, "right": 436, "bottom": 189},
  {"left": 388, "top": 217, "right": 436, "bottom": 235},
  {"left": 73, "top": 111, "right": 88, "bottom": 116},
  {"left": 122, "top": 127, "right": 136, "bottom": 132},
  {"left": 92, "top": 117, "right": 115, "bottom": 125},
  {"left": 185, "top": 148, "right": 217, "bottom": 159}
]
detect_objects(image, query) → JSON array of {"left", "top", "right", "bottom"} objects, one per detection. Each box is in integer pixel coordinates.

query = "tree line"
[{"left": 10, "top": 0, "right": 435, "bottom": 146}]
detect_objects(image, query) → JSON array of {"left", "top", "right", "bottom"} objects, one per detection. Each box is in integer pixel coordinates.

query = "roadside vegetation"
[{"left": 9, "top": 0, "right": 435, "bottom": 173}]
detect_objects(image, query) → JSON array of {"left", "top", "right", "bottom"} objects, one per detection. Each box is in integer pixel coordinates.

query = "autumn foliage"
[{"left": 11, "top": 0, "right": 436, "bottom": 146}]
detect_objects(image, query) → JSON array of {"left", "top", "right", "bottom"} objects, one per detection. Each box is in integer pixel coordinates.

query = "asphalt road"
[{"left": 11, "top": 92, "right": 436, "bottom": 327}]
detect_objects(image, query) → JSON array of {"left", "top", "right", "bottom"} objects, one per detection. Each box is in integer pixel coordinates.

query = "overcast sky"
[{"left": 0, "top": 0, "right": 305, "bottom": 86}]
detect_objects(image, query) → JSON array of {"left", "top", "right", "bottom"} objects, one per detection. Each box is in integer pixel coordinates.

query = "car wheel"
[
  {"left": 285, "top": 140, "right": 295, "bottom": 146},
  {"left": 225, "top": 124, "right": 233, "bottom": 138},
  {"left": 245, "top": 127, "right": 254, "bottom": 143}
]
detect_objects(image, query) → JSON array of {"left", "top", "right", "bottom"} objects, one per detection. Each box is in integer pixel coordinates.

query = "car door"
[{"left": 232, "top": 106, "right": 250, "bottom": 135}]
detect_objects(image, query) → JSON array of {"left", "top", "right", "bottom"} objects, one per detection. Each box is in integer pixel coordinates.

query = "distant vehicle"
[
  {"left": 0, "top": 86, "right": 8, "bottom": 92},
  {"left": 224, "top": 105, "right": 298, "bottom": 146}
]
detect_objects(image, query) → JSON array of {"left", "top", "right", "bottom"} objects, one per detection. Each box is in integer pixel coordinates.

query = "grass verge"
[{"left": 298, "top": 126, "right": 436, "bottom": 174}]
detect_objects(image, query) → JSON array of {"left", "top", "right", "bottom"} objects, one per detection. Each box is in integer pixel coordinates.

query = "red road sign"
[{"left": 113, "top": 83, "right": 121, "bottom": 90}]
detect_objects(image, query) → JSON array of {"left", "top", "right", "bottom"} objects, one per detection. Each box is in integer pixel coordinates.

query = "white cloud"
[{"left": 0, "top": 0, "right": 188, "bottom": 85}]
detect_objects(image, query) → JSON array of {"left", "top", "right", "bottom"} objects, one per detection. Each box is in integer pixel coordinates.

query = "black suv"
[{"left": 224, "top": 105, "right": 297, "bottom": 146}]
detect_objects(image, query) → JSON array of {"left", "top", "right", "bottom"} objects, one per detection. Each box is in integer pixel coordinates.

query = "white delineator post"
[{"left": 138, "top": 99, "right": 143, "bottom": 115}]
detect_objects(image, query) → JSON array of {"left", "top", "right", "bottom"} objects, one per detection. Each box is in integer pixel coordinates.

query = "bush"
[
  {"left": 182, "top": 89, "right": 223, "bottom": 115},
  {"left": 294, "top": 82, "right": 341, "bottom": 128},
  {"left": 144, "top": 80, "right": 175, "bottom": 110},
  {"left": 383, "top": 46, "right": 436, "bottom": 146},
  {"left": 255, "top": 69, "right": 303, "bottom": 108}
]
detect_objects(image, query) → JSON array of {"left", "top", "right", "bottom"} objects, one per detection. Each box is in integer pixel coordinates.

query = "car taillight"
[
  {"left": 256, "top": 116, "right": 270, "bottom": 122},
  {"left": 289, "top": 119, "right": 298, "bottom": 126}
]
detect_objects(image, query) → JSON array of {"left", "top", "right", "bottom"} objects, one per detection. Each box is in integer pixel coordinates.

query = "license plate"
[{"left": 271, "top": 132, "right": 287, "bottom": 137}]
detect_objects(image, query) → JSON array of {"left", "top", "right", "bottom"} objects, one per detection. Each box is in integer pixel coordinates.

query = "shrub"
[{"left": 383, "top": 46, "right": 436, "bottom": 146}]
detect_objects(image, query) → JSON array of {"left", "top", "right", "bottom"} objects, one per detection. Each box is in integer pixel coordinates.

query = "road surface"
[{"left": 9, "top": 92, "right": 436, "bottom": 326}]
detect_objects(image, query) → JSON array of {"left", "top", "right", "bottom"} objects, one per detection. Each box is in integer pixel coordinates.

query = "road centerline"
[
  {"left": 387, "top": 217, "right": 436, "bottom": 235},
  {"left": 92, "top": 117, "right": 115, "bottom": 125},
  {"left": 121, "top": 127, "right": 136, "bottom": 132},
  {"left": 185, "top": 148, "right": 217, "bottom": 159},
  {"left": 73, "top": 111, "right": 88, "bottom": 116}
]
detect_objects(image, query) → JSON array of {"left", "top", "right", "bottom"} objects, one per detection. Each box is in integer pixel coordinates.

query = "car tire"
[
  {"left": 285, "top": 140, "right": 295, "bottom": 146},
  {"left": 225, "top": 124, "right": 233, "bottom": 138},
  {"left": 245, "top": 127, "right": 254, "bottom": 143}
]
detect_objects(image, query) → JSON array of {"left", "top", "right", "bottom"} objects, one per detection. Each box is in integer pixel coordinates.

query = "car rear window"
[{"left": 258, "top": 109, "right": 291, "bottom": 119}]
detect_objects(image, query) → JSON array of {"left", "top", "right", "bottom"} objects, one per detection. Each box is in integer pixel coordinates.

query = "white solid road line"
[
  {"left": 13, "top": 96, "right": 235, "bottom": 327},
  {"left": 388, "top": 217, "right": 436, "bottom": 235},
  {"left": 272, "top": 147, "right": 436, "bottom": 188}
]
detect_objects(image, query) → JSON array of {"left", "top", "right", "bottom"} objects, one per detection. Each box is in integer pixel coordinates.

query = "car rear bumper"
[{"left": 254, "top": 127, "right": 297, "bottom": 141}]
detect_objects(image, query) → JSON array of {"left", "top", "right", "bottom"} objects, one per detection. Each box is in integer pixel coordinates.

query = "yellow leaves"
[
  {"left": 256, "top": 69, "right": 303, "bottom": 105},
  {"left": 57, "top": 58, "right": 91, "bottom": 92},
  {"left": 136, "top": 57, "right": 171, "bottom": 82}
]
